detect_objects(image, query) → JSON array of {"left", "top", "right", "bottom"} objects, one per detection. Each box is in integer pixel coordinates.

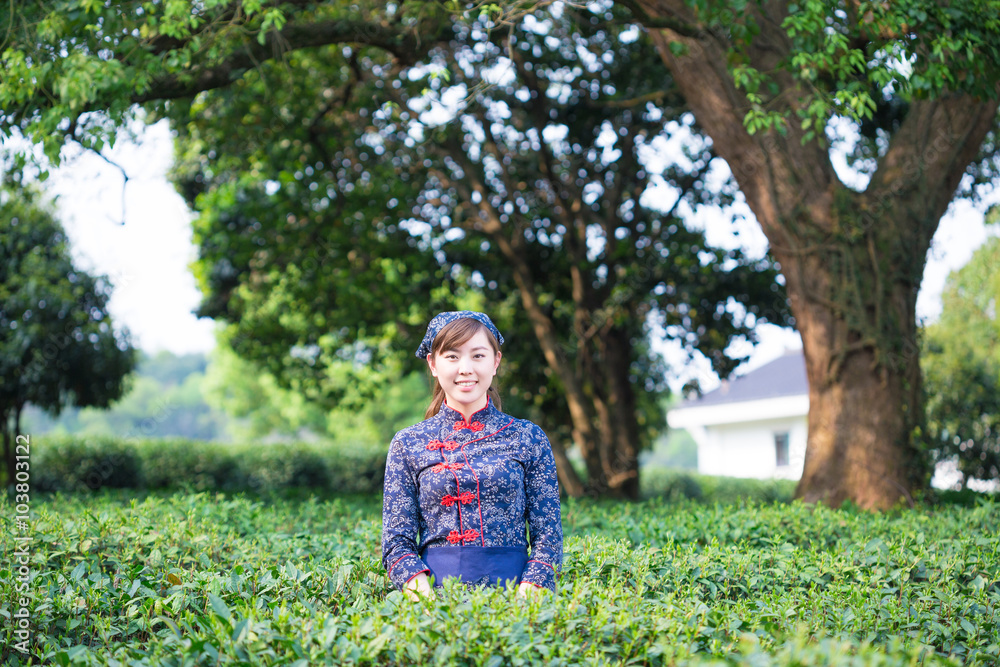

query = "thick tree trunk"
[
  {"left": 640, "top": 0, "right": 1000, "bottom": 508},
  {"left": 799, "top": 340, "right": 921, "bottom": 507},
  {"left": 789, "top": 233, "right": 927, "bottom": 507},
  {"left": 543, "top": 427, "right": 587, "bottom": 498},
  {"left": 598, "top": 327, "right": 641, "bottom": 499}
]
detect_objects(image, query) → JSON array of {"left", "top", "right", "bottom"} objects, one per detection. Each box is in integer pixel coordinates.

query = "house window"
[{"left": 774, "top": 432, "right": 790, "bottom": 467}]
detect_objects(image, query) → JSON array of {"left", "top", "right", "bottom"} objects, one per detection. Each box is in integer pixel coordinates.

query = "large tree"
[
  {"left": 169, "top": 6, "right": 787, "bottom": 497},
  {"left": 0, "top": 186, "right": 137, "bottom": 487},
  {"left": 0, "top": 1, "right": 787, "bottom": 498},
  {"left": 624, "top": 0, "right": 1000, "bottom": 507}
]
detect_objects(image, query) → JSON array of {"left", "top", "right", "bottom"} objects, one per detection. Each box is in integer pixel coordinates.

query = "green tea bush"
[
  {"left": 1, "top": 492, "right": 997, "bottom": 665},
  {"left": 134, "top": 437, "right": 245, "bottom": 491}
]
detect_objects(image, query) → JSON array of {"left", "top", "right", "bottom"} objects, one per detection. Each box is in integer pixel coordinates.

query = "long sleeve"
[
  {"left": 519, "top": 425, "right": 563, "bottom": 590},
  {"left": 381, "top": 438, "right": 431, "bottom": 590}
]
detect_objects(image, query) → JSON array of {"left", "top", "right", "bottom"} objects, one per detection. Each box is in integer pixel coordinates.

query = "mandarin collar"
[{"left": 437, "top": 398, "right": 505, "bottom": 432}]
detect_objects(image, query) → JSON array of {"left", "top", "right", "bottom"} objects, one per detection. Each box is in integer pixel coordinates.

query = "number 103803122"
[{"left": 14, "top": 434, "right": 31, "bottom": 496}]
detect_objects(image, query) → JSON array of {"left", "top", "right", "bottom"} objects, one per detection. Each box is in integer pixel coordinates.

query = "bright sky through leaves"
[{"left": 44, "top": 120, "right": 996, "bottom": 391}]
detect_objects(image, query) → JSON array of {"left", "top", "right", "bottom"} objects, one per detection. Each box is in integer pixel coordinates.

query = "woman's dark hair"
[{"left": 424, "top": 318, "right": 502, "bottom": 419}]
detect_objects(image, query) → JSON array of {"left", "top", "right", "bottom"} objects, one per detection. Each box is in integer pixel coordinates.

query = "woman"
[{"left": 381, "top": 311, "right": 562, "bottom": 599}]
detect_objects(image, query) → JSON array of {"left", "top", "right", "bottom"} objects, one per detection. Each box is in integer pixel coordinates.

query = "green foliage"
[
  {"left": 687, "top": 0, "right": 1000, "bottom": 141},
  {"left": 201, "top": 335, "right": 428, "bottom": 446},
  {"left": 31, "top": 437, "right": 144, "bottom": 493},
  {"left": 319, "top": 371, "right": 429, "bottom": 452},
  {"left": 27, "top": 434, "right": 797, "bottom": 504},
  {"left": 922, "top": 235, "right": 1000, "bottom": 485},
  {"left": 28, "top": 436, "right": 386, "bottom": 495},
  {"left": 0, "top": 185, "right": 137, "bottom": 484},
  {"left": 1, "top": 492, "right": 997, "bottom": 664},
  {"left": 1, "top": 0, "right": 791, "bottom": 496},
  {"left": 136, "top": 351, "right": 212, "bottom": 386},
  {"left": 0, "top": 1, "right": 446, "bottom": 161},
  {"left": 25, "top": 351, "right": 230, "bottom": 441},
  {"left": 201, "top": 340, "right": 334, "bottom": 441},
  {"left": 26, "top": 342, "right": 429, "bottom": 449}
]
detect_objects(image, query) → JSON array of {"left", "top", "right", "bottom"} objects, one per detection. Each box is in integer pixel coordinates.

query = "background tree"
[
  {"left": 922, "top": 222, "right": 1000, "bottom": 488},
  {"left": 167, "top": 7, "right": 787, "bottom": 497},
  {"left": 0, "top": 186, "right": 137, "bottom": 487},
  {"left": 626, "top": 0, "right": 1000, "bottom": 507},
  {"left": 201, "top": 337, "right": 427, "bottom": 447},
  {"left": 2, "top": 0, "right": 789, "bottom": 498}
]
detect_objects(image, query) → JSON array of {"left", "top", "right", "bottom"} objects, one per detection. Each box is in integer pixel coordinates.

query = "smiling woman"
[
  {"left": 424, "top": 317, "right": 502, "bottom": 420},
  {"left": 381, "top": 311, "right": 563, "bottom": 601}
]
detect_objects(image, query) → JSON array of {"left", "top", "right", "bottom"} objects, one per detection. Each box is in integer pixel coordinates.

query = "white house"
[
  {"left": 668, "top": 350, "right": 995, "bottom": 491},
  {"left": 668, "top": 350, "right": 809, "bottom": 480}
]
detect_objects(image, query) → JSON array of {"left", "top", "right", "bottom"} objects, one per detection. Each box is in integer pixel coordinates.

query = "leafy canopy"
[
  {"left": 649, "top": 0, "right": 1000, "bottom": 140},
  {"left": 4, "top": 0, "right": 1000, "bottom": 165},
  {"left": 1, "top": 1, "right": 789, "bottom": 466},
  {"left": 0, "top": 0, "right": 453, "bottom": 162}
]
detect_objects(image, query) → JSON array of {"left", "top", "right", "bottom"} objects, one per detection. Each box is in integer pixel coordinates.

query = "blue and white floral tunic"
[{"left": 381, "top": 399, "right": 563, "bottom": 591}]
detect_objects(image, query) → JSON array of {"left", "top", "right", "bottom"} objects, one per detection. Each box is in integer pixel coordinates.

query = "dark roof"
[{"left": 679, "top": 350, "right": 807, "bottom": 408}]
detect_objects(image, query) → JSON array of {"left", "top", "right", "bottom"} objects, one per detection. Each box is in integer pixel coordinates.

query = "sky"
[
  {"left": 49, "top": 121, "right": 218, "bottom": 355},
  {"left": 46, "top": 119, "right": 997, "bottom": 391}
]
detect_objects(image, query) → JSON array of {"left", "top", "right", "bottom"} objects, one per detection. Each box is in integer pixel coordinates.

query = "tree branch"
[
  {"left": 507, "top": 41, "right": 587, "bottom": 255},
  {"left": 129, "top": 17, "right": 452, "bottom": 105},
  {"left": 585, "top": 90, "right": 670, "bottom": 109},
  {"left": 867, "top": 93, "right": 1000, "bottom": 247},
  {"left": 641, "top": 0, "right": 834, "bottom": 242},
  {"left": 615, "top": 0, "right": 703, "bottom": 36}
]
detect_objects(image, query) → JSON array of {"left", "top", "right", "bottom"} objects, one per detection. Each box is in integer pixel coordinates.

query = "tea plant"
[{"left": 0, "top": 492, "right": 997, "bottom": 665}]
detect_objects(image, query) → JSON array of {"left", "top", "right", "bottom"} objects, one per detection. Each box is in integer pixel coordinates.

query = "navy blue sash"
[{"left": 421, "top": 546, "right": 528, "bottom": 588}]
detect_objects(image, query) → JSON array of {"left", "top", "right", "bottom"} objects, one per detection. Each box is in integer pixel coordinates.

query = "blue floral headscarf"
[{"left": 415, "top": 311, "right": 505, "bottom": 359}]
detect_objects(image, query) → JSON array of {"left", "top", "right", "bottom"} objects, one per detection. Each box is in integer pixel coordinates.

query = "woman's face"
[{"left": 427, "top": 329, "right": 501, "bottom": 417}]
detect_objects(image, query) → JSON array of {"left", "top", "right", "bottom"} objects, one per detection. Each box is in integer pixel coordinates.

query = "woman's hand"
[
  {"left": 517, "top": 582, "right": 542, "bottom": 599},
  {"left": 404, "top": 573, "right": 435, "bottom": 601}
]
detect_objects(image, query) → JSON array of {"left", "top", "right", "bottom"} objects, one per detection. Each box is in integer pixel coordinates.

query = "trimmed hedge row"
[
  {"left": 30, "top": 435, "right": 814, "bottom": 505},
  {"left": 640, "top": 465, "right": 798, "bottom": 504},
  {"left": 29, "top": 436, "right": 386, "bottom": 495}
]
